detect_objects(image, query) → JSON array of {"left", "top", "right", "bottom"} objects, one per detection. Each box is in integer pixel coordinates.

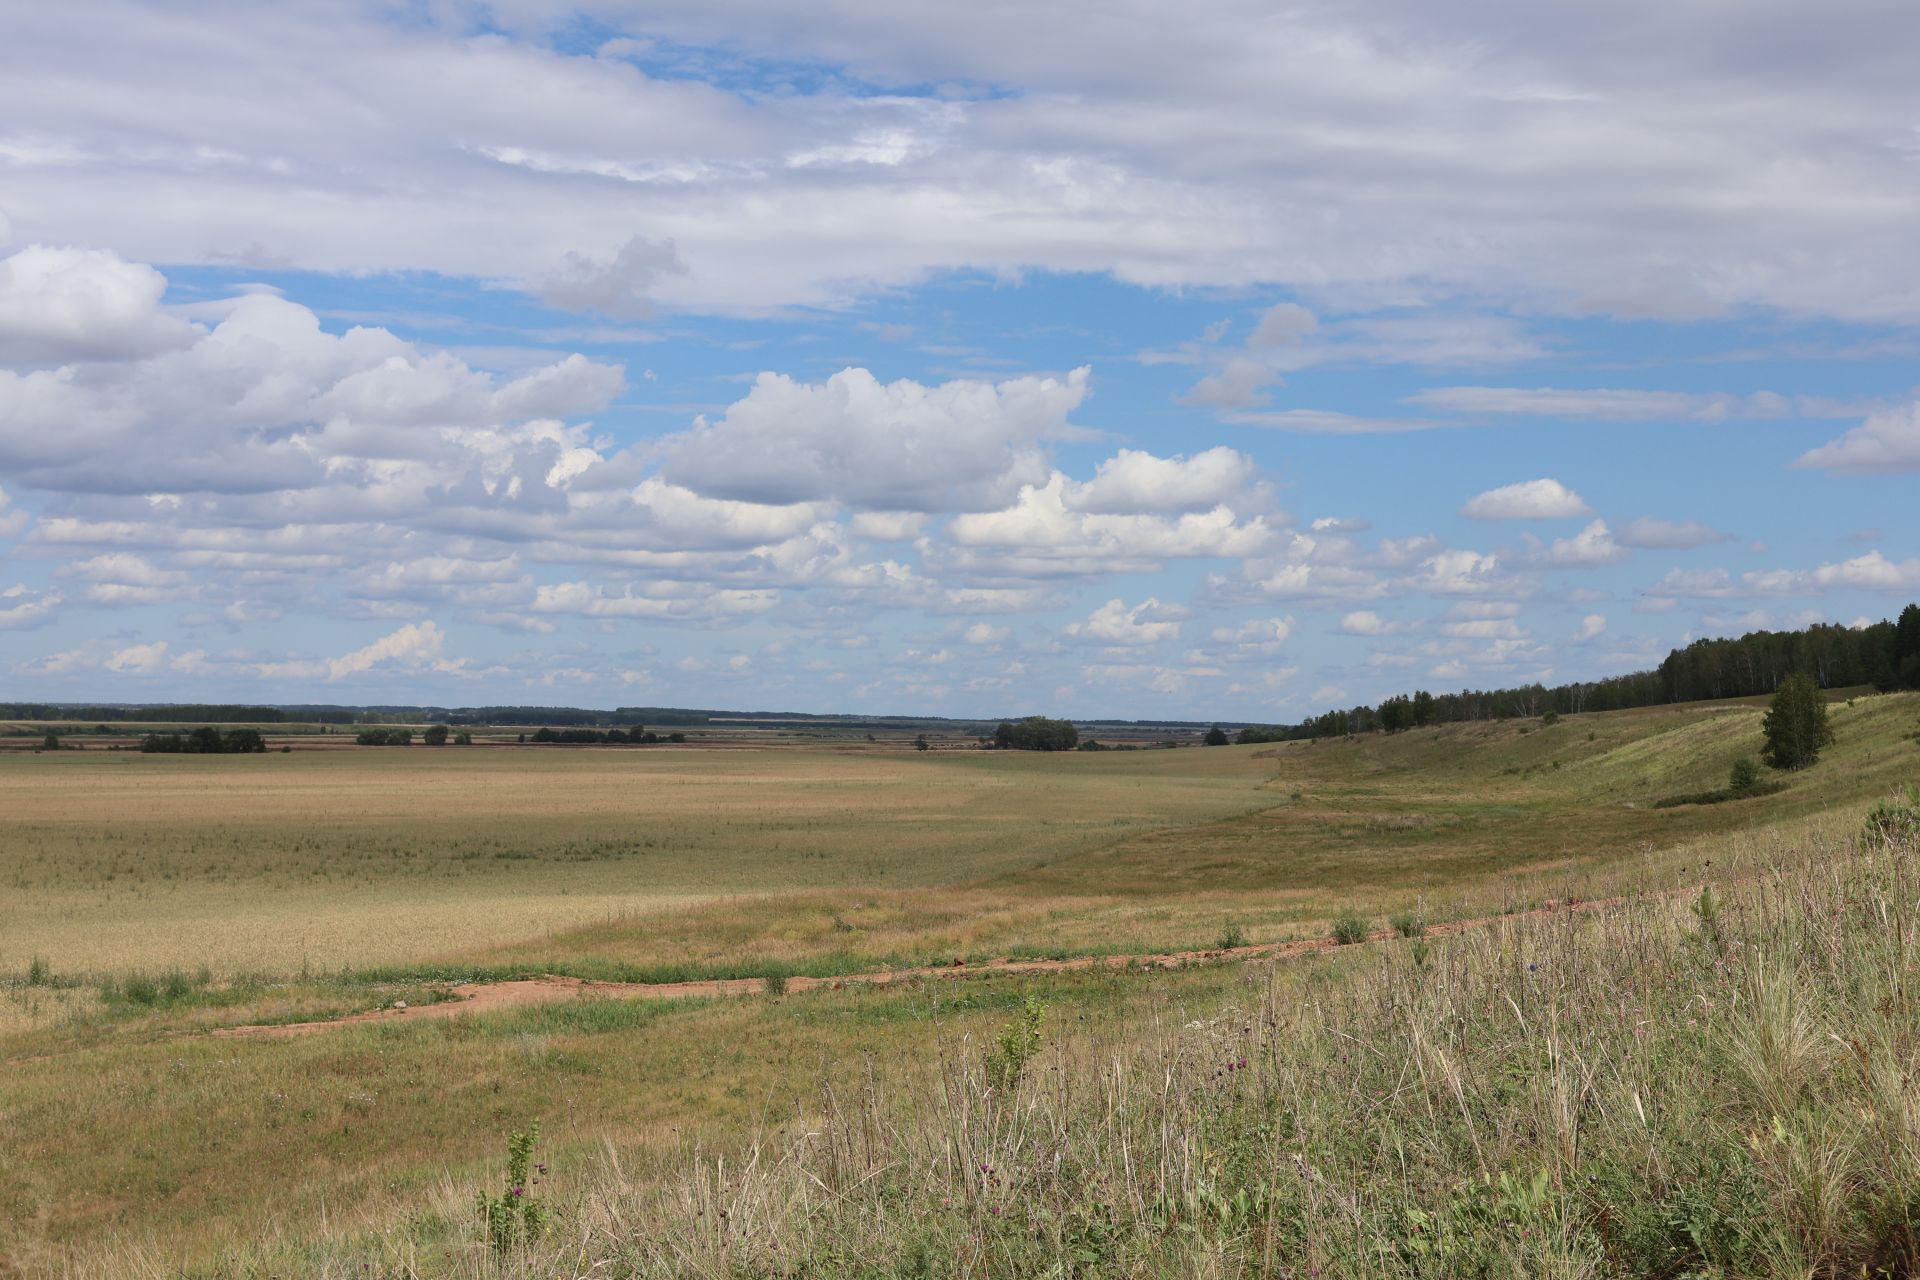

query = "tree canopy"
[{"left": 1761, "top": 673, "right": 1834, "bottom": 770}]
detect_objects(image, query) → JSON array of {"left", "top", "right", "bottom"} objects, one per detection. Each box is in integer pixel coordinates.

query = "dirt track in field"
[{"left": 212, "top": 891, "right": 1631, "bottom": 1040}]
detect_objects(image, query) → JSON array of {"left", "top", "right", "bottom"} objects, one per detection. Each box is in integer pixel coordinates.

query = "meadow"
[{"left": 2, "top": 691, "right": 1918, "bottom": 1275}]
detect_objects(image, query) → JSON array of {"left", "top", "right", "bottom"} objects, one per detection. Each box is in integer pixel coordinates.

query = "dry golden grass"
[
  {"left": 0, "top": 745, "right": 1281, "bottom": 976},
  {"left": 2, "top": 691, "right": 1916, "bottom": 1275}
]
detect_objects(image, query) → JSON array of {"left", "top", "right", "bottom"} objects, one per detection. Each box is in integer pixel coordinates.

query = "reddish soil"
[{"left": 212, "top": 891, "right": 1631, "bottom": 1040}]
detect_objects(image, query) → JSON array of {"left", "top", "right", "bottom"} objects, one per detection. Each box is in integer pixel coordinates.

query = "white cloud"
[
  {"left": 1537, "top": 520, "right": 1629, "bottom": 568},
  {"left": 1409, "top": 386, "right": 1799, "bottom": 422},
  {"left": 1651, "top": 552, "right": 1920, "bottom": 599},
  {"left": 1210, "top": 616, "right": 1293, "bottom": 648},
  {"left": 0, "top": 245, "right": 199, "bottom": 367},
  {"left": 1462, "top": 479, "right": 1593, "bottom": 520},
  {"left": 0, "top": 584, "right": 60, "bottom": 629},
  {"left": 1616, "top": 517, "right": 1729, "bottom": 550},
  {"left": 1573, "top": 614, "right": 1607, "bottom": 641},
  {"left": 1795, "top": 402, "right": 1920, "bottom": 473},
  {"left": 1066, "top": 447, "right": 1258, "bottom": 515},
  {"left": 321, "top": 621, "right": 466, "bottom": 681},
  {"left": 659, "top": 366, "right": 1087, "bottom": 512},
  {"left": 1064, "top": 598, "right": 1184, "bottom": 646},
  {"left": 1338, "top": 610, "right": 1399, "bottom": 636},
  {"left": 0, "top": 486, "right": 28, "bottom": 538},
  {"left": 105, "top": 640, "right": 171, "bottom": 674},
  {"left": 946, "top": 473, "right": 1277, "bottom": 574},
  {"left": 849, "top": 511, "right": 927, "bottom": 541},
  {"left": 962, "top": 621, "right": 1009, "bottom": 645},
  {"left": 538, "top": 235, "right": 686, "bottom": 318},
  {"left": 6, "top": 5, "right": 1920, "bottom": 324}
]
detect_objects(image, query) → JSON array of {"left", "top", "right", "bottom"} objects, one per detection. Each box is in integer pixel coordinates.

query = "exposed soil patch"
[{"left": 213, "top": 892, "right": 1628, "bottom": 1039}]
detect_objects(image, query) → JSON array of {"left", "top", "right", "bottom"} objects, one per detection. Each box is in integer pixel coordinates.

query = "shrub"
[
  {"left": 355, "top": 727, "right": 413, "bottom": 746},
  {"left": 1729, "top": 756, "right": 1762, "bottom": 792},
  {"left": 1203, "top": 725, "right": 1229, "bottom": 746},
  {"left": 1388, "top": 909, "right": 1426, "bottom": 939},
  {"left": 1541, "top": 709, "right": 1560, "bottom": 726},
  {"left": 26, "top": 956, "right": 51, "bottom": 986},
  {"left": 1215, "top": 922, "right": 1249, "bottom": 950},
  {"left": 39, "top": 732, "right": 60, "bottom": 751},
  {"left": 1331, "top": 909, "right": 1370, "bottom": 945},
  {"left": 986, "top": 995, "right": 1045, "bottom": 1090},
  {"left": 423, "top": 723, "right": 449, "bottom": 746},
  {"left": 762, "top": 971, "right": 789, "bottom": 997},
  {"left": 1863, "top": 784, "right": 1920, "bottom": 843}
]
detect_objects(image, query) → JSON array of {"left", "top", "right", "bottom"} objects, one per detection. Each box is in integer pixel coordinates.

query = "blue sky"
[{"left": 0, "top": 1, "right": 1917, "bottom": 718}]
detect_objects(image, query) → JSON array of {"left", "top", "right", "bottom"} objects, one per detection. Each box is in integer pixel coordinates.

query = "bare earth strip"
[{"left": 213, "top": 891, "right": 1628, "bottom": 1040}]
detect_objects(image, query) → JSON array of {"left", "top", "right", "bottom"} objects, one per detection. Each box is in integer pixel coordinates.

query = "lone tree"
[
  {"left": 1761, "top": 673, "right": 1834, "bottom": 770},
  {"left": 914, "top": 733, "right": 931, "bottom": 752},
  {"left": 1203, "top": 725, "right": 1229, "bottom": 746},
  {"left": 423, "top": 723, "right": 450, "bottom": 746}
]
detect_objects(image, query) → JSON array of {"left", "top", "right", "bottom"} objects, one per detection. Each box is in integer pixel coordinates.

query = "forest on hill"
[{"left": 1246, "top": 603, "right": 1920, "bottom": 741}]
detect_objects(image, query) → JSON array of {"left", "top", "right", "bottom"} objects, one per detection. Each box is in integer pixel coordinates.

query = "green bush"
[
  {"left": 1388, "top": 909, "right": 1426, "bottom": 939},
  {"left": 986, "top": 995, "right": 1045, "bottom": 1090},
  {"left": 1331, "top": 909, "right": 1370, "bottom": 945},
  {"left": 1729, "top": 756, "right": 1762, "bottom": 792},
  {"left": 1215, "top": 922, "right": 1249, "bottom": 950}
]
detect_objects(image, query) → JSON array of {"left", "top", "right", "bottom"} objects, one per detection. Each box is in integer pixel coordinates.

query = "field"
[{"left": 3, "top": 692, "right": 1919, "bottom": 1276}]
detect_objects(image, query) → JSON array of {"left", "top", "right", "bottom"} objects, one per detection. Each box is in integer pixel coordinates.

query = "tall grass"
[{"left": 265, "top": 816, "right": 1920, "bottom": 1279}]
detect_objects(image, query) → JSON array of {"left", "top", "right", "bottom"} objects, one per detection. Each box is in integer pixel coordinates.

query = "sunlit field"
[{"left": 3, "top": 692, "right": 1918, "bottom": 1275}]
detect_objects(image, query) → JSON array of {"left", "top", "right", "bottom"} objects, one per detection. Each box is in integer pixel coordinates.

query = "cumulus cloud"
[
  {"left": 1065, "top": 447, "right": 1259, "bottom": 514},
  {"left": 0, "top": 245, "right": 199, "bottom": 367},
  {"left": 1534, "top": 520, "right": 1629, "bottom": 568},
  {"left": 1210, "top": 616, "right": 1293, "bottom": 648},
  {"left": 1462, "top": 479, "right": 1593, "bottom": 520},
  {"left": 659, "top": 366, "right": 1086, "bottom": 512},
  {"left": 947, "top": 473, "right": 1277, "bottom": 575},
  {"left": 0, "top": 584, "right": 60, "bottom": 629},
  {"left": 1651, "top": 552, "right": 1920, "bottom": 599},
  {"left": 1796, "top": 402, "right": 1920, "bottom": 473},
  {"left": 1065, "top": 598, "right": 1184, "bottom": 646},
  {"left": 1573, "top": 614, "right": 1607, "bottom": 641},
  {"left": 1338, "top": 611, "right": 1400, "bottom": 636}
]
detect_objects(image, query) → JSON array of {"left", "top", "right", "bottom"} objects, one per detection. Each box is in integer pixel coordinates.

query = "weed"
[
  {"left": 25, "top": 955, "right": 51, "bottom": 986},
  {"left": 1388, "top": 908, "right": 1426, "bottom": 939},
  {"left": 985, "top": 994, "right": 1045, "bottom": 1090},
  {"left": 1331, "top": 909, "right": 1370, "bottom": 945},
  {"left": 762, "top": 971, "right": 789, "bottom": 997},
  {"left": 1215, "top": 921, "right": 1250, "bottom": 950},
  {"left": 476, "top": 1123, "right": 551, "bottom": 1252}
]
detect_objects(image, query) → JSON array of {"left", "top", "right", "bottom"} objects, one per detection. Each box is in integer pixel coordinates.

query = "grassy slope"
[{"left": 2, "top": 692, "right": 1916, "bottom": 1274}]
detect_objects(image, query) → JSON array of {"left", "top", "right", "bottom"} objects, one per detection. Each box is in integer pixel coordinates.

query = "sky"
[{"left": 0, "top": 1, "right": 1917, "bottom": 720}]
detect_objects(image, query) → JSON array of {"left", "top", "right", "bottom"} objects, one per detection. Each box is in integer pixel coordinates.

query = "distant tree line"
[
  {"left": 989, "top": 716, "right": 1080, "bottom": 751},
  {"left": 524, "top": 726, "right": 685, "bottom": 744},
  {"left": 3, "top": 704, "right": 313, "bottom": 723},
  {"left": 1238, "top": 604, "right": 1920, "bottom": 743},
  {"left": 141, "top": 728, "right": 268, "bottom": 754}
]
